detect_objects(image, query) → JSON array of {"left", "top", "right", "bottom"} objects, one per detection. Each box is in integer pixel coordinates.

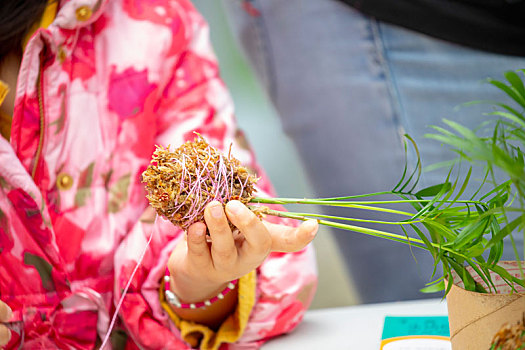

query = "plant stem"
[
  {"left": 261, "top": 207, "right": 476, "bottom": 261},
  {"left": 252, "top": 197, "right": 414, "bottom": 216},
  {"left": 261, "top": 207, "right": 428, "bottom": 248},
  {"left": 253, "top": 196, "right": 486, "bottom": 205},
  {"left": 273, "top": 211, "right": 423, "bottom": 225},
  {"left": 510, "top": 233, "right": 525, "bottom": 280}
]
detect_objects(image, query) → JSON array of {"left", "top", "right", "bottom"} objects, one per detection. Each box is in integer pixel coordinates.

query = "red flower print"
[
  {"left": 7, "top": 189, "right": 51, "bottom": 247},
  {"left": 108, "top": 67, "right": 156, "bottom": 121},
  {"left": 259, "top": 301, "right": 305, "bottom": 339}
]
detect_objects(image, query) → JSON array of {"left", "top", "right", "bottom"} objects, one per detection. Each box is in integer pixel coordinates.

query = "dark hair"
[{"left": 0, "top": 0, "right": 49, "bottom": 61}]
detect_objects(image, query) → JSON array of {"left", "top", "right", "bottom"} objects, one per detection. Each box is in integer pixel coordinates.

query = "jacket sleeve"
[{"left": 113, "top": 1, "right": 318, "bottom": 349}]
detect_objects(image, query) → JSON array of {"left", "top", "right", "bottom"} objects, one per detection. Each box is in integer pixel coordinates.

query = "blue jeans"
[{"left": 222, "top": 0, "right": 525, "bottom": 303}]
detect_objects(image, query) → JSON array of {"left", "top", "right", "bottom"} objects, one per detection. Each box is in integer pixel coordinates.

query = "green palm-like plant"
[{"left": 253, "top": 70, "right": 525, "bottom": 295}]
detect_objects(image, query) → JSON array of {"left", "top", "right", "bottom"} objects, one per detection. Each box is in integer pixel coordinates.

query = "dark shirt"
[{"left": 339, "top": 0, "right": 525, "bottom": 56}]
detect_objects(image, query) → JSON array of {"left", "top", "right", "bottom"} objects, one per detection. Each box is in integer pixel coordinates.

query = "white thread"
[{"left": 99, "top": 215, "right": 157, "bottom": 349}]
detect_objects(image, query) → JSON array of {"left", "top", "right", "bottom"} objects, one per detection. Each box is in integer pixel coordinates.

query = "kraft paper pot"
[{"left": 446, "top": 261, "right": 525, "bottom": 350}]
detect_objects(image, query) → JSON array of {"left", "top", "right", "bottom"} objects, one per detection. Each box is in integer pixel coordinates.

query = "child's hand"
[
  {"left": 0, "top": 301, "right": 12, "bottom": 346},
  {"left": 167, "top": 200, "right": 318, "bottom": 304}
]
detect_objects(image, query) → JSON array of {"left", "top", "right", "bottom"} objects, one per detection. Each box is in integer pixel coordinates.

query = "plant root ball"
[
  {"left": 490, "top": 318, "right": 525, "bottom": 350},
  {"left": 142, "top": 136, "right": 258, "bottom": 230}
]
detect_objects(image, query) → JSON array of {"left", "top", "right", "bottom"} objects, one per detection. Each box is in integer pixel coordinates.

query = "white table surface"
[{"left": 262, "top": 298, "right": 448, "bottom": 349}]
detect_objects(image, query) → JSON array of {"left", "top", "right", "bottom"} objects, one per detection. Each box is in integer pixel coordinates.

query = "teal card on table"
[{"left": 380, "top": 316, "right": 451, "bottom": 350}]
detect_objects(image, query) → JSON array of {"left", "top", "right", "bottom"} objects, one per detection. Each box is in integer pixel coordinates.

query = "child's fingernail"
[
  {"left": 226, "top": 201, "right": 243, "bottom": 215},
  {"left": 191, "top": 225, "right": 204, "bottom": 237},
  {"left": 304, "top": 220, "right": 318, "bottom": 237},
  {"left": 5, "top": 304, "right": 12, "bottom": 320},
  {"left": 210, "top": 203, "right": 223, "bottom": 219},
  {"left": 196, "top": 226, "right": 206, "bottom": 236}
]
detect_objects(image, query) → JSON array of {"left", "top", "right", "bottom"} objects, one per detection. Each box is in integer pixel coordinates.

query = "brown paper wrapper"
[{"left": 446, "top": 261, "right": 525, "bottom": 350}]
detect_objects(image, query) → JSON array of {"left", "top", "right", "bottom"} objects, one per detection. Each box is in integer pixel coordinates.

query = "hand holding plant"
[{"left": 167, "top": 199, "right": 317, "bottom": 302}]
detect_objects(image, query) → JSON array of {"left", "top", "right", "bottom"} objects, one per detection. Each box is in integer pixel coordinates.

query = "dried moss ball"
[
  {"left": 491, "top": 319, "right": 525, "bottom": 350},
  {"left": 142, "top": 136, "right": 257, "bottom": 230}
]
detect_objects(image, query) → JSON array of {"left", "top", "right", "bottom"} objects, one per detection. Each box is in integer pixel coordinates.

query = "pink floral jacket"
[{"left": 0, "top": 0, "right": 317, "bottom": 348}]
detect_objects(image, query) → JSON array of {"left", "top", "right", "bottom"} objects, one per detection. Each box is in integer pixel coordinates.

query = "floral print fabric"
[{"left": 0, "top": 0, "right": 317, "bottom": 348}]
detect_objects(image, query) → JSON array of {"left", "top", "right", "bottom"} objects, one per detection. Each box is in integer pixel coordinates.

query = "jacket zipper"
[{"left": 32, "top": 62, "right": 45, "bottom": 179}]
